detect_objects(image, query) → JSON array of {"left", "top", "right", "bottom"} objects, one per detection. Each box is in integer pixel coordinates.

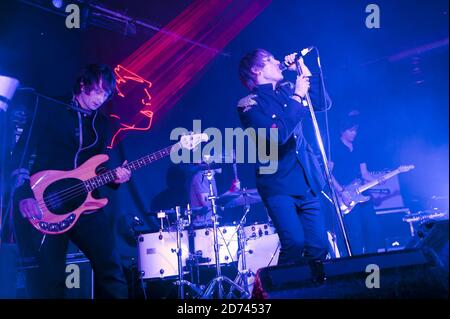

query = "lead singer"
[{"left": 237, "top": 49, "right": 330, "bottom": 265}]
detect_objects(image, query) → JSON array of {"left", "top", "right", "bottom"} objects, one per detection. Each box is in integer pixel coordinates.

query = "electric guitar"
[
  {"left": 339, "top": 165, "right": 415, "bottom": 215},
  {"left": 29, "top": 133, "right": 208, "bottom": 234}
]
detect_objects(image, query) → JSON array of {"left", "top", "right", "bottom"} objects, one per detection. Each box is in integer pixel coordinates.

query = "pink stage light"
[{"left": 108, "top": 0, "right": 271, "bottom": 147}]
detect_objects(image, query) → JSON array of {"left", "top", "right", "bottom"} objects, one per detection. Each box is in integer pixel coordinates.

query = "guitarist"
[
  {"left": 329, "top": 111, "right": 381, "bottom": 255},
  {"left": 11, "top": 64, "right": 131, "bottom": 298}
]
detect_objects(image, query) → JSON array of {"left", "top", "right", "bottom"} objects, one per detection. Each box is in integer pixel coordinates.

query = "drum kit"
[{"left": 137, "top": 162, "right": 281, "bottom": 299}]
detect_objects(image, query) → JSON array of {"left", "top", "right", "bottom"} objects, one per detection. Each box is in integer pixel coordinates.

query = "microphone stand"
[{"left": 295, "top": 57, "right": 352, "bottom": 257}]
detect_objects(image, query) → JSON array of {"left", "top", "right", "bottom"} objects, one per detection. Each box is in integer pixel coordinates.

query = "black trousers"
[
  {"left": 263, "top": 190, "right": 329, "bottom": 265},
  {"left": 14, "top": 210, "right": 128, "bottom": 299}
]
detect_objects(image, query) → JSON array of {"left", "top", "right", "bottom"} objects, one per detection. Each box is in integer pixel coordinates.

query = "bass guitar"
[{"left": 29, "top": 133, "right": 208, "bottom": 234}]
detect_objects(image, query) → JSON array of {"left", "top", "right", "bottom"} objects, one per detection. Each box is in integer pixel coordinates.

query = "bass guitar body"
[{"left": 29, "top": 154, "right": 109, "bottom": 234}]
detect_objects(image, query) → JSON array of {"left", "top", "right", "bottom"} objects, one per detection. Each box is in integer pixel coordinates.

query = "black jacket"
[
  {"left": 11, "top": 98, "right": 117, "bottom": 203},
  {"left": 237, "top": 72, "right": 329, "bottom": 198}
]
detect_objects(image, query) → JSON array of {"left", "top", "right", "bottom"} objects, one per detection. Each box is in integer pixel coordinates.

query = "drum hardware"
[
  {"left": 173, "top": 206, "right": 204, "bottom": 299},
  {"left": 402, "top": 210, "right": 449, "bottom": 224},
  {"left": 226, "top": 201, "right": 278, "bottom": 298},
  {"left": 123, "top": 215, "right": 148, "bottom": 299},
  {"left": 200, "top": 167, "right": 249, "bottom": 299},
  {"left": 139, "top": 207, "right": 204, "bottom": 298},
  {"left": 191, "top": 224, "right": 238, "bottom": 266},
  {"left": 238, "top": 230, "right": 280, "bottom": 296},
  {"left": 226, "top": 203, "right": 252, "bottom": 298}
]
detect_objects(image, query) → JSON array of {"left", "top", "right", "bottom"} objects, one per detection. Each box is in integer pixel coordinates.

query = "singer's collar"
[{"left": 253, "top": 82, "right": 281, "bottom": 93}]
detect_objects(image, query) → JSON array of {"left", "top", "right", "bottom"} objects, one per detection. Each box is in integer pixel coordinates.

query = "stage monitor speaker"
[
  {"left": 252, "top": 249, "right": 448, "bottom": 299},
  {"left": 375, "top": 208, "right": 414, "bottom": 252},
  {"left": 406, "top": 219, "right": 448, "bottom": 273}
]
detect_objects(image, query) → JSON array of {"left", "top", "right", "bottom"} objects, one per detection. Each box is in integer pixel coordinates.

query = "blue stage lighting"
[{"left": 52, "top": 0, "right": 64, "bottom": 9}]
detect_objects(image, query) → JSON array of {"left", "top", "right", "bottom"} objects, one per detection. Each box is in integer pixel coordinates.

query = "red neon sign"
[{"left": 107, "top": 65, "right": 154, "bottom": 148}]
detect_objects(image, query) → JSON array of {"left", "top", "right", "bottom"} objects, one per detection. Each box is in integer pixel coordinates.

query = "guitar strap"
[
  {"left": 73, "top": 110, "right": 98, "bottom": 169},
  {"left": 71, "top": 97, "right": 99, "bottom": 168}
]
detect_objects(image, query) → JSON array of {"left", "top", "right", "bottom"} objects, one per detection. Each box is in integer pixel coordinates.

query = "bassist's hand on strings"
[
  {"left": 19, "top": 198, "right": 43, "bottom": 220},
  {"left": 114, "top": 160, "right": 132, "bottom": 184}
]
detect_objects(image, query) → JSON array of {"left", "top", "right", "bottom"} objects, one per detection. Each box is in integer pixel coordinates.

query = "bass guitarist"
[{"left": 11, "top": 64, "right": 131, "bottom": 298}]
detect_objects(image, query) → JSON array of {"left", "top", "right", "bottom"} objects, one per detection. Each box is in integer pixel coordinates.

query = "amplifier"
[
  {"left": 16, "top": 252, "right": 94, "bottom": 299},
  {"left": 370, "top": 173, "right": 404, "bottom": 210}
]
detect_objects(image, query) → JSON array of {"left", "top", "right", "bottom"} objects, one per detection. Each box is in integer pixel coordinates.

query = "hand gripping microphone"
[{"left": 279, "top": 47, "right": 314, "bottom": 71}]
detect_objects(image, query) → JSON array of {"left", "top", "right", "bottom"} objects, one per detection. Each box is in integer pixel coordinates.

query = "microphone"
[{"left": 279, "top": 47, "right": 314, "bottom": 71}]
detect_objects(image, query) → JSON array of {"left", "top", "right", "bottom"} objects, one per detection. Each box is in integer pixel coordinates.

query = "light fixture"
[
  {"left": 0, "top": 75, "right": 20, "bottom": 112},
  {"left": 51, "top": 0, "right": 64, "bottom": 9}
]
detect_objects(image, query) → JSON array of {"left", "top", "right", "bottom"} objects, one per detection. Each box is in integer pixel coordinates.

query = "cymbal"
[
  {"left": 218, "top": 188, "right": 262, "bottom": 208},
  {"left": 149, "top": 206, "right": 208, "bottom": 216}
]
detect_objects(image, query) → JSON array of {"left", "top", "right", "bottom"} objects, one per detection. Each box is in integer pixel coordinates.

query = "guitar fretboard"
[
  {"left": 84, "top": 144, "right": 177, "bottom": 191},
  {"left": 358, "top": 169, "right": 402, "bottom": 193}
]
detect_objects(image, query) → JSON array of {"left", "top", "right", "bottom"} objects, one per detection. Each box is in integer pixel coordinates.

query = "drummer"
[
  {"left": 188, "top": 164, "right": 218, "bottom": 227},
  {"left": 187, "top": 163, "right": 240, "bottom": 228}
]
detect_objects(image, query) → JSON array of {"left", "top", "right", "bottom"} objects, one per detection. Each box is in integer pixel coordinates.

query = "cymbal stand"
[
  {"left": 228, "top": 149, "right": 250, "bottom": 294},
  {"left": 173, "top": 206, "right": 204, "bottom": 299},
  {"left": 227, "top": 203, "right": 252, "bottom": 298},
  {"left": 200, "top": 168, "right": 249, "bottom": 299}
]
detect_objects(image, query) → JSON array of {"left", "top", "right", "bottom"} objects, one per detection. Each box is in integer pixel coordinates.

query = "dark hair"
[
  {"left": 73, "top": 63, "right": 116, "bottom": 98},
  {"left": 339, "top": 112, "right": 360, "bottom": 133},
  {"left": 238, "top": 49, "right": 272, "bottom": 90}
]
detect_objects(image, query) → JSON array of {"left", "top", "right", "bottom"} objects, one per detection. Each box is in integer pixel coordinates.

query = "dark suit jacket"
[{"left": 237, "top": 72, "right": 329, "bottom": 199}]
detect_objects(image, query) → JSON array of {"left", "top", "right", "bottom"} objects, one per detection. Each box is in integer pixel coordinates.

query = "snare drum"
[
  {"left": 192, "top": 226, "right": 239, "bottom": 266},
  {"left": 137, "top": 230, "right": 189, "bottom": 279}
]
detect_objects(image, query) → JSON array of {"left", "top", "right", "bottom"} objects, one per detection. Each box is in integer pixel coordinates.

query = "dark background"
[{"left": 1, "top": 0, "right": 448, "bottom": 263}]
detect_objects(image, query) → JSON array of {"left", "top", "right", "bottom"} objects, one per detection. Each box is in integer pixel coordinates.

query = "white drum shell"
[
  {"left": 138, "top": 231, "right": 189, "bottom": 279},
  {"left": 239, "top": 226, "right": 280, "bottom": 295},
  {"left": 193, "top": 226, "right": 239, "bottom": 266}
]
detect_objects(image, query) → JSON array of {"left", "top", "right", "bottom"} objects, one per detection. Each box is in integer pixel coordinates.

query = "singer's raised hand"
[
  {"left": 284, "top": 52, "right": 298, "bottom": 71},
  {"left": 298, "top": 58, "right": 312, "bottom": 77},
  {"left": 294, "top": 74, "right": 310, "bottom": 98},
  {"left": 284, "top": 53, "right": 313, "bottom": 77}
]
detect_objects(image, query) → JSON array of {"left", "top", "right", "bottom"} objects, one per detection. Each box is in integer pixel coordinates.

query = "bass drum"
[{"left": 239, "top": 223, "right": 280, "bottom": 295}]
